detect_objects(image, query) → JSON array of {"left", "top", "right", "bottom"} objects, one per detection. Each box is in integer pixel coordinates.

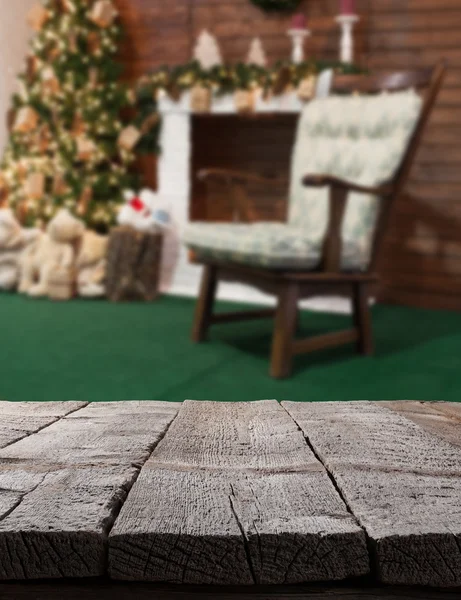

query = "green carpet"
[{"left": 0, "top": 293, "right": 460, "bottom": 403}]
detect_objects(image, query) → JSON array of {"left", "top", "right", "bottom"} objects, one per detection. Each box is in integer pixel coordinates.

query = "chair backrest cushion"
[{"left": 288, "top": 89, "right": 423, "bottom": 268}]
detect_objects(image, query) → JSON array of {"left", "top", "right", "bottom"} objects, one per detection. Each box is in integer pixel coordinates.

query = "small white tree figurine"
[
  {"left": 246, "top": 37, "right": 267, "bottom": 67},
  {"left": 193, "top": 30, "right": 223, "bottom": 70}
]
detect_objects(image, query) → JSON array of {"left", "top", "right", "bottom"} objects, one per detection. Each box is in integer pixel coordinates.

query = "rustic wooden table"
[{"left": 0, "top": 399, "right": 460, "bottom": 599}]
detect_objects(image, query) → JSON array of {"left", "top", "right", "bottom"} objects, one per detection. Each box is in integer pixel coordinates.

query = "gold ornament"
[
  {"left": 25, "top": 172, "right": 45, "bottom": 200},
  {"left": 117, "top": 126, "right": 141, "bottom": 151},
  {"left": 190, "top": 84, "right": 212, "bottom": 113},
  {"left": 27, "top": 3, "right": 49, "bottom": 32},
  {"left": 26, "top": 55, "right": 39, "bottom": 82},
  {"left": 53, "top": 173, "right": 68, "bottom": 195},
  {"left": 41, "top": 67, "right": 60, "bottom": 94},
  {"left": 77, "top": 187, "right": 93, "bottom": 216},
  {"left": 234, "top": 89, "right": 254, "bottom": 113},
  {"left": 87, "top": 32, "right": 100, "bottom": 53},
  {"left": 13, "top": 107, "right": 39, "bottom": 133},
  {"left": 89, "top": 67, "right": 99, "bottom": 88},
  {"left": 297, "top": 76, "right": 317, "bottom": 101},
  {"left": 34, "top": 125, "right": 52, "bottom": 153},
  {"left": 88, "top": 0, "right": 118, "bottom": 28},
  {"left": 72, "top": 113, "right": 86, "bottom": 135},
  {"left": 76, "top": 136, "right": 96, "bottom": 161}
]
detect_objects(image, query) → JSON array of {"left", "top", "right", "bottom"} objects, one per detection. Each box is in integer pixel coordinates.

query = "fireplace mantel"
[
  {"left": 157, "top": 91, "right": 305, "bottom": 302},
  {"left": 157, "top": 90, "right": 305, "bottom": 116}
]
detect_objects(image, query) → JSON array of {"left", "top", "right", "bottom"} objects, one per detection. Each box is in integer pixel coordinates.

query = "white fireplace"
[{"left": 157, "top": 91, "right": 354, "bottom": 314}]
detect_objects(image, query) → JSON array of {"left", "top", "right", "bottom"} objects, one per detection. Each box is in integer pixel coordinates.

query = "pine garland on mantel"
[{"left": 135, "top": 59, "right": 366, "bottom": 153}]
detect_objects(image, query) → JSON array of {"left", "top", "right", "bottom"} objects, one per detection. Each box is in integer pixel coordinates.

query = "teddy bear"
[
  {"left": 76, "top": 230, "right": 109, "bottom": 297},
  {"left": 0, "top": 208, "right": 40, "bottom": 291},
  {"left": 19, "top": 208, "right": 85, "bottom": 299}
]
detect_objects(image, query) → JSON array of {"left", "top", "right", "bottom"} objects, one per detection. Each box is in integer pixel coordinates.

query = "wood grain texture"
[
  {"left": 283, "top": 401, "right": 461, "bottom": 588},
  {"left": 1, "top": 581, "right": 461, "bottom": 600},
  {"left": 109, "top": 400, "right": 369, "bottom": 585},
  {"left": 0, "top": 402, "right": 179, "bottom": 580},
  {"left": 0, "top": 402, "right": 87, "bottom": 449},
  {"left": 383, "top": 401, "right": 461, "bottom": 448},
  {"left": 115, "top": 0, "right": 461, "bottom": 311}
]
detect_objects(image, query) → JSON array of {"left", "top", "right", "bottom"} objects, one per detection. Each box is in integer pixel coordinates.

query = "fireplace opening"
[{"left": 190, "top": 114, "right": 298, "bottom": 224}]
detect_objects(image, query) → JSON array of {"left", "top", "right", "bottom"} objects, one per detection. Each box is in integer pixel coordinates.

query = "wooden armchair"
[{"left": 185, "top": 63, "right": 446, "bottom": 378}]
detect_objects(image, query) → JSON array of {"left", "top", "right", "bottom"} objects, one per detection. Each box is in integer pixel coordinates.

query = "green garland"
[
  {"left": 138, "top": 59, "right": 364, "bottom": 97},
  {"left": 135, "top": 59, "right": 366, "bottom": 155},
  {"left": 250, "top": 0, "right": 302, "bottom": 11}
]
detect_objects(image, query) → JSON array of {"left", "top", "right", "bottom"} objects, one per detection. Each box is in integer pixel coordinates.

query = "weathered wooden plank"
[
  {"left": 109, "top": 400, "right": 369, "bottom": 585},
  {"left": 0, "top": 401, "right": 179, "bottom": 580},
  {"left": 383, "top": 401, "right": 461, "bottom": 449},
  {"left": 1, "top": 581, "right": 461, "bottom": 600},
  {"left": 0, "top": 402, "right": 87, "bottom": 449},
  {"left": 283, "top": 401, "right": 461, "bottom": 588},
  {"left": 429, "top": 402, "right": 461, "bottom": 422}
]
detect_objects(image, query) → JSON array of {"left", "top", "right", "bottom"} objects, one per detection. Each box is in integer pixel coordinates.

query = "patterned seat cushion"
[
  {"left": 288, "top": 89, "right": 423, "bottom": 268},
  {"left": 184, "top": 222, "right": 366, "bottom": 270},
  {"left": 184, "top": 89, "right": 423, "bottom": 271}
]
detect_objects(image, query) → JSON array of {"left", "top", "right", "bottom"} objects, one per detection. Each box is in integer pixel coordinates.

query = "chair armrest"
[
  {"left": 198, "top": 168, "right": 289, "bottom": 187},
  {"left": 302, "top": 175, "right": 394, "bottom": 272},
  {"left": 302, "top": 174, "right": 394, "bottom": 197}
]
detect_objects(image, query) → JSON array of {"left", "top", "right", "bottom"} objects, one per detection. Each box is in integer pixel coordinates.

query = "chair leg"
[
  {"left": 270, "top": 283, "right": 299, "bottom": 379},
  {"left": 192, "top": 265, "right": 218, "bottom": 343},
  {"left": 352, "top": 282, "right": 374, "bottom": 356}
]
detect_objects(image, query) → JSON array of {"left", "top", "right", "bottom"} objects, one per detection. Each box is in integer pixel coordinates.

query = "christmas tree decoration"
[
  {"left": 41, "top": 67, "right": 60, "bottom": 94},
  {"left": 76, "top": 135, "right": 96, "bottom": 161},
  {"left": 26, "top": 56, "right": 39, "bottom": 82},
  {"left": 13, "top": 107, "right": 39, "bottom": 133},
  {"left": 25, "top": 172, "right": 45, "bottom": 200},
  {"left": 77, "top": 186, "right": 93, "bottom": 216},
  {"left": 88, "top": 0, "right": 118, "bottom": 28},
  {"left": 117, "top": 126, "right": 142, "bottom": 152},
  {"left": 53, "top": 173, "right": 68, "bottom": 196},
  {"left": 297, "top": 75, "right": 317, "bottom": 100},
  {"left": 1, "top": 0, "right": 157, "bottom": 232},
  {"left": 71, "top": 112, "right": 86, "bottom": 135},
  {"left": 193, "top": 30, "right": 223, "bottom": 70},
  {"left": 190, "top": 84, "right": 212, "bottom": 113},
  {"left": 234, "top": 89, "right": 255, "bottom": 113},
  {"left": 27, "top": 3, "right": 50, "bottom": 31},
  {"left": 246, "top": 38, "right": 268, "bottom": 67}
]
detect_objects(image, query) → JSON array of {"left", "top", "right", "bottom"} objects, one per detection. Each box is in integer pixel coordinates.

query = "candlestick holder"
[
  {"left": 287, "top": 29, "right": 311, "bottom": 65},
  {"left": 335, "top": 14, "right": 359, "bottom": 63}
]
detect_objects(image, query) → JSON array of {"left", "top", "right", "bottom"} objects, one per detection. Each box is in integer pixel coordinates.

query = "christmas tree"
[{"left": 1, "top": 0, "right": 148, "bottom": 232}]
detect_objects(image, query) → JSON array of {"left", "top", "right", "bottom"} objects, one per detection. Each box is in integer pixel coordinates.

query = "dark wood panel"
[
  {"left": 0, "top": 581, "right": 459, "bottom": 600},
  {"left": 372, "top": 0, "right": 461, "bottom": 12},
  {"left": 191, "top": 115, "right": 295, "bottom": 222}
]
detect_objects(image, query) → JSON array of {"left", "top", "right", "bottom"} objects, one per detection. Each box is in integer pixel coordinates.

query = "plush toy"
[
  {"left": 118, "top": 189, "right": 170, "bottom": 232},
  {"left": 0, "top": 208, "right": 40, "bottom": 291},
  {"left": 19, "top": 208, "right": 85, "bottom": 299},
  {"left": 76, "top": 230, "right": 109, "bottom": 297}
]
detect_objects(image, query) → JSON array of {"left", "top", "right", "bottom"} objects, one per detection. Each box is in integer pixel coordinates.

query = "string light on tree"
[{"left": 0, "top": 0, "right": 157, "bottom": 232}]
